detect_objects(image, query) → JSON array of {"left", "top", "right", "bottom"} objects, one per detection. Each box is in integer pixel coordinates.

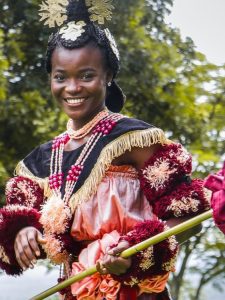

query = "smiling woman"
[
  {"left": 0, "top": 1, "right": 211, "bottom": 300},
  {"left": 50, "top": 45, "right": 111, "bottom": 128}
]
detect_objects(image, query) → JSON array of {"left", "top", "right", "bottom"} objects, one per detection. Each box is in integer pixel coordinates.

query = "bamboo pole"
[{"left": 30, "top": 210, "right": 213, "bottom": 300}]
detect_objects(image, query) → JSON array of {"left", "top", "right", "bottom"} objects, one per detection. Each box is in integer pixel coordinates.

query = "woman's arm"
[
  {"left": 115, "top": 143, "right": 207, "bottom": 243},
  {"left": 100, "top": 142, "right": 209, "bottom": 281},
  {"left": 0, "top": 176, "right": 45, "bottom": 275}
]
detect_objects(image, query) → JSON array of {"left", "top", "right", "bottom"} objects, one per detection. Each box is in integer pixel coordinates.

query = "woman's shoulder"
[
  {"left": 25, "top": 140, "right": 53, "bottom": 161},
  {"left": 107, "top": 114, "right": 166, "bottom": 145},
  {"left": 118, "top": 115, "right": 156, "bottom": 131},
  {"left": 17, "top": 139, "right": 54, "bottom": 178}
]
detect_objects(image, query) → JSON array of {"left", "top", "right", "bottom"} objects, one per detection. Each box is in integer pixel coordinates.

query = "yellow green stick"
[{"left": 30, "top": 210, "right": 213, "bottom": 300}]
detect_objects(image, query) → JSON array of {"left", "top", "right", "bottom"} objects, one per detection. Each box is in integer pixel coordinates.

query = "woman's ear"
[{"left": 106, "top": 70, "right": 113, "bottom": 84}]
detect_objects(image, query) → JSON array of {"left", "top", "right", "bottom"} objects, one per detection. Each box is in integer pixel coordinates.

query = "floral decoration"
[
  {"left": 86, "top": 0, "right": 114, "bottom": 24},
  {"left": 104, "top": 28, "right": 120, "bottom": 60},
  {"left": 59, "top": 21, "right": 86, "bottom": 41},
  {"left": 39, "top": 0, "right": 68, "bottom": 28}
]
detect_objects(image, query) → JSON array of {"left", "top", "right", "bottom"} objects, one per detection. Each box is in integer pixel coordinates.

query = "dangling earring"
[{"left": 107, "top": 82, "right": 112, "bottom": 87}]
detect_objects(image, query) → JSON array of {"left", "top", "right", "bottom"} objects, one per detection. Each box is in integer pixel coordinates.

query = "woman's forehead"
[{"left": 51, "top": 45, "right": 105, "bottom": 70}]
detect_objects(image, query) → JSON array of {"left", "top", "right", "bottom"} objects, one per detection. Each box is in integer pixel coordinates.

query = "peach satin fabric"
[
  {"left": 70, "top": 166, "right": 166, "bottom": 300},
  {"left": 71, "top": 166, "right": 155, "bottom": 241}
]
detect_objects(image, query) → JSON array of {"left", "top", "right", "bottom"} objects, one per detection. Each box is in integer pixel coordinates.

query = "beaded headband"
[{"left": 39, "top": 0, "right": 119, "bottom": 60}]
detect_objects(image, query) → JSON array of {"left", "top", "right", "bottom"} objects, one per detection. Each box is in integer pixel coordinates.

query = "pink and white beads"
[{"left": 49, "top": 111, "right": 124, "bottom": 204}]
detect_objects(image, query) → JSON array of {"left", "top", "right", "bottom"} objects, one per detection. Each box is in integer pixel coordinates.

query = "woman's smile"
[{"left": 64, "top": 97, "right": 86, "bottom": 105}]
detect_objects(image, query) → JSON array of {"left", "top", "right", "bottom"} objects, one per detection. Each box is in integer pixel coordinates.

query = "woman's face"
[{"left": 50, "top": 45, "right": 112, "bottom": 128}]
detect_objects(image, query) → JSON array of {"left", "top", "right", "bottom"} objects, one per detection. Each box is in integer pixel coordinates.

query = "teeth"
[{"left": 66, "top": 98, "right": 85, "bottom": 104}]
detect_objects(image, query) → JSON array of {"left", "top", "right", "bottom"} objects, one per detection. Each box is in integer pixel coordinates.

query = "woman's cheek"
[{"left": 51, "top": 83, "right": 62, "bottom": 100}]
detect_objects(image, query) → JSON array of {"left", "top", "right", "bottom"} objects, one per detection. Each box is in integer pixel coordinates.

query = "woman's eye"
[
  {"left": 81, "top": 72, "right": 94, "bottom": 80},
  {"left": 54, "top": 74, "right": 65, "bottom": 82}
]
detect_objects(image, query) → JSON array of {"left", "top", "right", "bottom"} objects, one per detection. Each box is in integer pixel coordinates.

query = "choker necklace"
[{"left": 66, "top": 108, "right": 109, "bottom": 140}]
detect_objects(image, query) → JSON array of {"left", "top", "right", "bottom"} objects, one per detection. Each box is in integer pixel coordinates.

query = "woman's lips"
[{"left": 65, "top": 97, "right": 86, "bottom": 105}]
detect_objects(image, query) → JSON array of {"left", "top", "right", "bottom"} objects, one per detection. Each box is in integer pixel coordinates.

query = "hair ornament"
[
  {"left": 39, "top": 0, "right": 114, "bottom": 28},
  {"left": 104, "top": 28, "right": 120, "bottom": 60},
  {"left": 59, "top": 21, "right": 86, "bottom": 40},
  {"left": 39, "top": 0, "right": 69, "bottom": 28},
  {"left": 85, "top": 0, "right": 114, "bottom": 24}
]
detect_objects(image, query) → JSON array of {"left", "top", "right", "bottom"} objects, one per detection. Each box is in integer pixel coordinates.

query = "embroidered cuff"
[
  {"left": 5, "top": 176, "right": 44, "bottom": 209},
  {"left": 0, "top": 205, "right": 42, "bottom": 275},
  {"left": 152, "top": 179, "right": 211, "bottom": 219},
  {"left": 139, "top": 143, "right": 192, "bottom": 203},
  {"left": 112, "top": 220, "right": 178, "bottom": 287}
]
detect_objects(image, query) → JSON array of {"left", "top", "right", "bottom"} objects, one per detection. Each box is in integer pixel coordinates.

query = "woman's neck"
[{"left": 71, "top": 106, "right": 107, "bottom": 130}]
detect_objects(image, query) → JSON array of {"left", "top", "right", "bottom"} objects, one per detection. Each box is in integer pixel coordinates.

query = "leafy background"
[{"left": 0, "top": 1, "right": 225, "bottom": 299}]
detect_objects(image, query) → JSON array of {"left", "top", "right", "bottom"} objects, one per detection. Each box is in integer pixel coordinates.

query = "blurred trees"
[
  {"left": 0, "top": 0, "right": 224, "bottom": 298},
  {"left": 170, "top": 222, "right": 225, "bottom": 300}
]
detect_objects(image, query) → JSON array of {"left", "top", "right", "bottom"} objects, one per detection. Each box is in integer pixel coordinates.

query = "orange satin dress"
[{"left": 69, "top": 165, "right": 169, "bottom": 300}]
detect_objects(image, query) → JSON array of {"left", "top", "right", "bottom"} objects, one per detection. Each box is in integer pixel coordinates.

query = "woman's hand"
[
  {"left": 14, "top": 226, "right": 46, "bottom": 270},
  {"left": 96, "top": 240, "right": 131, "bottom": 276}
]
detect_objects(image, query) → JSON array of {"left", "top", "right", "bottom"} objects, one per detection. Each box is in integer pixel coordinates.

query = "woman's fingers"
[
  {"left": 98, "top": 253, "right": 132, "bottom": 276},
  {"left": 15, "top": 234, "right": 34, "bottom": 269},
  {"left": 103, "top": 255, "right": 131, "bottom": 275},
  {"left": 107, "top": 240, "right": 130, "bottom": 256},
  {"left": 96, "top": 260, "right": 108, "bottom": 275},
  {"left": 14, "top": 227, "right": 45, "bottom": 270},
  {"left": 14, "top": 241, "right": 28, "bottom": 270},
  {"left": 27, "top": 230, "right": 42, "bottom": 259},
  {"left": 101, "top": 241, "right": 132, "bottom": 275}
]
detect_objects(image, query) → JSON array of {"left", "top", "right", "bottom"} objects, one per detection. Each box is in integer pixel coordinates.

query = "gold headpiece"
[
  {"left": 39, "top": 0, "right": 69, "bottom": 28},
  {"left": 104, "top": 28, "right": 120, "bottom": 60},
  {"left": 39, "top": 0, "right": 119, "bottom": 61},
  {"left": 86, "top": 0, "right": 114, "bottom": 25},
  {"left": 39, "top": 0, "right": 114, "bottom": 28},
  {"left": 59, "top": 21, "right": 86, "bottom": 40}
]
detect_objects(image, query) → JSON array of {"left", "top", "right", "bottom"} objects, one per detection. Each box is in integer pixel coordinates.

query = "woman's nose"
[{"left": 65, "top": 79, "right": 82, "bottom": 93}]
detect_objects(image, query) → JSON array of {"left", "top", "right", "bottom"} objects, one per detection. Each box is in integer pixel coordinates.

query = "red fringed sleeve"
[
  {"left": 0, "top": 176, "right": 44, "bottom": 275},
  {"left": 112, "top": 219, "right": 178, "bottom": 287},
  {"left": 139, "top": 143, "right": 210, "bottom": 220}
]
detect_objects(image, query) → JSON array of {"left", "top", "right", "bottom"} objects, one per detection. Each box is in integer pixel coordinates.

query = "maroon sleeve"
[
  {"left": 111, "top": 219, "right": 178, "bottom": 287},
  {"left": 139, "top": 143, "right": 210, "bottom": 220},
  {"left": 0, "top": 176, "right": 44, "bottom": 275}
]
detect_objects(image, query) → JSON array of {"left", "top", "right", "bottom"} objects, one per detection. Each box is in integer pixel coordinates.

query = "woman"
[{"left": 0, "top": 1, "right": 210, "bottom": 299}]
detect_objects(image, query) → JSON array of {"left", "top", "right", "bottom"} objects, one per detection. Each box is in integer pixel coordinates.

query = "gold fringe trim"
[
  {"left": 69, "top": 128, "right": 169, "bottom": 212},
  {"left": 14, "top": 161, "right": 52, "bottom": 198},
  {"left": 0, "top": 245, "right": 10, "bottom": 264}
]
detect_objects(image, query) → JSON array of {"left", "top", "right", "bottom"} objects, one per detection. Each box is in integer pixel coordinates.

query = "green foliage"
[{"left": 170, "top": 222, "right": 225, "bottom": 300}]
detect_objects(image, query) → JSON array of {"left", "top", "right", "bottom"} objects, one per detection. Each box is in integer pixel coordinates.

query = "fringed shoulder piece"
[
  {"left": 15, "top": 161, "right": 51, "bottom": 198},
  {"left": 69, "top": 127, "right": 169, "bottom": 212}
]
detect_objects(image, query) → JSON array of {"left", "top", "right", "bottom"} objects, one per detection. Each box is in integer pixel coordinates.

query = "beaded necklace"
[
  {"left": 66, "top": 108, "right": 109, "bottom": 140},
  {"left": 49, "top": 110, "right": 123, "bottom": 204}
]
